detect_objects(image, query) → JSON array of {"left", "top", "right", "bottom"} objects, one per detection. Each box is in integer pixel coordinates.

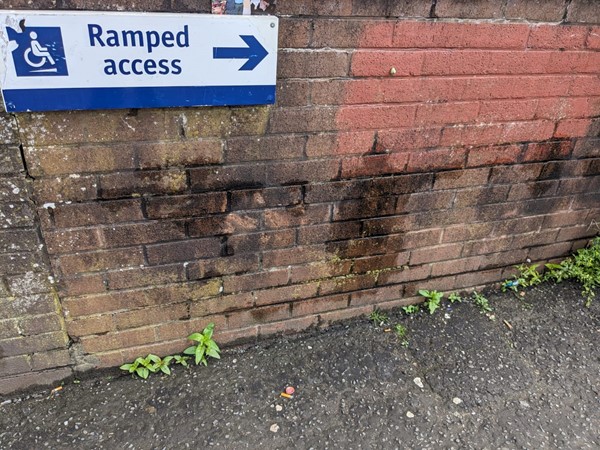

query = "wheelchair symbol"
[{"left": 23, "top": 31, "right": 57, "bottom": 70}]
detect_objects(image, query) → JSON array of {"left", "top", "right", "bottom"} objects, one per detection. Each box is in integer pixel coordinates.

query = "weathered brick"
[
  {"left": 394, "top": 21, "right": 528, "bottom": 49},
  {"left": 454, "top": 185, "right": 511, "bottom": 207},
  {"left": 30, "top": 349, "right": 71, "bottom": 371},
  {"left": 290, "top": 260, "right": 353, "bottom": 284},
  {"left": 114, "top": 303, "right": 188, "bottom": 330},
  {"left": 62, "top": 0, "right": 171, "bottom": 11},
  {"left": 349, "top": 285, "right": 405, "bottom": 307},
  {"left": 410, "top": 243, "right": 464, "bottom": 265},
  {"left": 554, "top": 118, "right": 593, "bottom": 138},
  {"left": 33, "top": 175, "right": 98, "bottom": 203},
  {"left": 58, "top": 248, "right": 145, "bottom": 275},
  {"left": 223, "top": 269, "right": 289, "bottom": 294},
  {"left": 442, "top": 223, "right": 496, "bottom": 243},
  {"left": 231, "top": 186, "right": 302, "bottom": 210},
  {"left": 7, "top": 272, "right": 51, "bottom": 296},
  {"left": 258, "top": 315, "right": 318, "bottom": 338},
  {"left": 278, "top": 50, "right": 350, "bottom": 78},
  {"left": 0, "top": 113, "right": 19, "bottom": 145},
  {"left": 527, "top": 242, "right": 574, "bottom": 262},
  {"left": 144, "top": 193, "right": 227, "bottom": 219},
  {"left": 352, "top": 252, "right": 410, "bottom": 274},
  {"left": 0, "top": 319, "right": 20, "bottom": 340},
  {"left": 266, "top": 159, "right": 340, "bottom": 185},
  {"left": 268, "top": 107, "right": 337, "bottom": 133},
  {"left": 506, "top": 0, "right": 567, "bottom": 21},
  {"left": 377, "top": 264, "right": 432, "bottom": 285},
  {"left": 328, "top": 235, "right": 404, "bottom": 258},
  {"left": 0, "top": 294, "right": 56, "bottom": 320},
  {"left": 0, "top": 331, "right": 66, "bottom": 357},
  {"left": 188, "top": 213, "right": 261, "bottom": 237},
  {"left": 587, "top": 27, "right": 600, "bottom": 50},
  {"left": 60, "top": 273, "right": 106, "bottom": 296},
  {"left": 406, "top": 148, "right": 466, "bottom": 173},
  {"left": 187, "top": 254, "right": 260, "bottom": 280},
  {"left": 227, "top": 304, "right": 290, "bottom": 329},
  {"left": 376, "top": 127, "right": 442, "bottom": 152},
  {"left": 297, "top": 222, "right": 362, "bottom": 245},
  {"left": 146, "top": 238, "right": 221, "bottom": 265},
  {"left": 506, "top": 180, "right": 559, "bottom": 201},
  {"left": 106, "top": 264, "right": 186, "bottom": 290},
  {"left": 264, "top": 204, "right": 331, "bottom": 229},
  {"left": 189, "top": 164, "right": 267, "bottom": 192},
  {"left": 137, "top": 139, "right": 223, "bottom": 169},
  {"left": 567, "top": 0, "right": 600, "bottom": 23},
  {"left": 53, "top": 199, "right": 143, "bottom": 228},
  {"left": 254, "top": 282, "right": 320, "bottom": 307},
  {"left": 279, "top": 18, "right": 311, "bottom": 49},
  {"left": 311, "top": 19, "right": 394, "bottom": 48},
  {"left": 262, "top": 244, "right": 329, "bottom": 268},
  {"left": 0, "top": 146, "right": 24, "bottom": 174},
  {"left": 523, "top": 141, "right": 573, "bottom": 162},
  {"left": 67, "top": 315, "right": 115, "bottom": 337},
  {"left": 276, "top": 80, "right": 311, "bottom": 107},
  {"left": 292, "top": 295, "right": 348, "bottom": 317},
  {"left": 0, "top": 202, "right": 35, "bottom": 228},
  {"left": 98, "top": 170, "right": 187, "bottom": 199},
  {"left": 341, "top": 153, "right": 408, "bottom": 178},
  {"left": 333, "top": 197, "right": 397, "bottom": 221},
  {"left": 227, "top": 230, "right": 295, "bottom": 255},
  {"left": 0, "top": 355, "right": 31, "bottom": 376},
  {"left": 189, "top": 292, "right": 255, "bottom": 317},
  {"left": 0, "top": 229, "right": 40, "bottom": 253},
  {"left": 226, "top": 135, "right": 305, "bottom": 163},
  {"left": 101, "top": 221, "right": 186, "bottom": 248},
  {"left": 488, "top": 164, "right": 543, "bottom": 185},
  {"left": 434, "top": 168, "right": 490, "bottom": 190},
  {"left": 435, "top": 0, "right": 504, "bottom": 19},
  {"left": 81, "top": 326, "right": 156, "bottom": 353}
]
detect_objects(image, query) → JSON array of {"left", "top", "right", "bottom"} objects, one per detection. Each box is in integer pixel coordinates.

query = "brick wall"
[{"left": 1, "top": 0, "right": 599, "bottom": 394}]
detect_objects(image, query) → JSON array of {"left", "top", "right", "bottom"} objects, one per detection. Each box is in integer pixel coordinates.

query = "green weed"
[
  {"left": 471, "top": 291, "right": 492, "bottom": 313},
  {"left": 402, "top": 305, "right": 420, "bottom": 315},
  {"left": 502, "top": 263, "right": 543, "bottom": 294},
  {"left": 418, "top": 289, "right": 444, "bottom": 315},
  {"left": 369, "top": 309, "right": 389, "bottom": 326},
  {"left": 394, "top": 324, "right": 409, "bottom": 347},
  {"left": 184, "top": 323, "right": 221, "bottom": 366},
  {"left": 448, "top": 292, "right": 463, "bottom": 304}
]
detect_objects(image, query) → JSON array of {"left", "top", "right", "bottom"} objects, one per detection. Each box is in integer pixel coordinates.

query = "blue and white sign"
[{"left": 0, "top": 10, "right": 278, "bottom": 112}]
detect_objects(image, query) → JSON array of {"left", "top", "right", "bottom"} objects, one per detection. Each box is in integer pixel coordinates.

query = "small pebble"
[
  {"left": 269, "top": 424, "right": 280, "bottom": 433},
  {"left": 275, "top": 405, "right": 283, "bottom": 412},
  {"left": 406, "top": 411, "right": 415, "bottom": 418},
  {"left": 453, "top": 397, "right": 463, "bottom": 405},
  {"left": 413, "top": 377, "right": 424, "bottom": 389}
]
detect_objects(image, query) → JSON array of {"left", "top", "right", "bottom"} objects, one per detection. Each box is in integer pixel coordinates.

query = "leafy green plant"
[
  {"left": 402, "top": 305, "right": 420, "bottom": 315},
  {"left": 544, "top": 237, "right": 600, "bottom": 306},
  {"left": 369, "top": 309, "right": 389, "bottom": 326},
  {"left": 448, "top": 292, "right": 463, "bottom": 304},
  {"left": 173, "top": 355, "right": 190, "bottom": 368},
  {"left": 184, "top": 323, "right": 221, "bottom": 366},
  {"left": 502, "top": 263, "right": 543, "bottom": 294},
  {"left": 418, "top": 289, "right": 444, "bottom": 315},
  {"left": 120, "top": 354, "right": 164, "bottom": 380},
  {"left": 394, "top": 324, "right": 409, "bottom": 347},
  {"left": 471, "top": 292, "right": 492, "bottom": 313}
]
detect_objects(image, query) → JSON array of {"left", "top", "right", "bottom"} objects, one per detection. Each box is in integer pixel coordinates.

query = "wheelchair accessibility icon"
[{"left": 6, "top": 25, "right": 68, "bottom": 77}]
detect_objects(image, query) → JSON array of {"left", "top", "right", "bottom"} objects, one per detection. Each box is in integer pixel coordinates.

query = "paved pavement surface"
[{"left": 1, "top": 281, "right": 599, "bottom": 449}]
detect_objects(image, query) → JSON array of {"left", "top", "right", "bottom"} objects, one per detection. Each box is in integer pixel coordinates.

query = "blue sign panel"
[{"left": 0, "top": 11, "right": 279, "bottom": 112}]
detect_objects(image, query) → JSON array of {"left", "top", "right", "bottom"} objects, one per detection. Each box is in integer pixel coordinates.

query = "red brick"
[
  {"left": 352, "top": 252, "right": 410, "bottom": 274},
  {"left": 376, "top": 127, "right": 442, "bottom": 152},
  {"left": 523, "top": 141, "right": 573, "bottom": 162},
  {"left": 258, "top": 315, "right": 318, "bottom": 338},
  {"left": 277, "top": 0, "right": 353, "bottom": 15},
  {"left": 442, "top": 223, "right": 495, "bottom": 243},
  {"left": 101, "top": 221, "right": 187, "bottom": 247},
  {"left": 60, "top": 273, "right": 106, "bottom": 296},
  {"left": 543, "top": 210, "right": 591, "bottom": 229},
  {"left": 190, "top": 292, "right": 254, "bottom": 317},
  {"left": 278, "top": 50, "right": 350, "bottom": 78},
  {"left": 462, "top": 236, "right": 515, "bottom": 257},
  {"left": 188, "top": 213, "right": 261, "bottom": 237},
  {"left": 434, "top": 168, "right": 490, "bottom": 190},
  {"left": 377, "top": 264, "right": 432, "bottom": 285},
  {"left": 393, "top": 21, "right": 529, "bottom": 49},
  {"left": 305, "top": 131, "right": 375, "bottom": 157},
  {"left": 266, "top": 159, "right": 340, "bottom": 185},
  {"left": 454, "top": 185, "right": 511, "bottom": 207},
  {"left": 406, "top": 148, "right": 466, "bottom": 172},
  {"left": 571, "top": 75, "right": 600, "bottom": 96},
  {"left": 328, "top": 235, "right": 405, "bottom": 258},
  {"left": 303, "top": 180, "right": 367, "bottom": 204},
  {"left": 297, "top": 222, "right": 362, "bottom": 245},
  {"left": 254, "top": 282, "right": 320, "bottom": 307},
  {"left": 527, "top": 242, "right": 574, "bottom": 262},
  {"left": 318, "top": 304, "right": 374, "bottom": 328},
  {"left": 146, "top": 238, "right": 221, "bottom": 265},
  {"left": 416, "top": 102, "right": 479, "bottom": 126},
  {"left": 528, "top": 25, "right": 589, "bottom": 49},
  {"left": 231, "top": 186, "right": 301, "bottom": 210},
  {"left": 563, "top": 97, "right": 600, "bottom": 119},
  {"left": 292, "top": 295, "right": 348, "bottom": 317},
  {"left": 454, "top": 267, "right": 505, "bottom": 290},
  {"left": 262, "top": 245, "right": 328, "bottom": 268},
  {"left": 319, "top": 273, "right": 378, "bottom": 296},
  {"left": 290, "top": 260, "right": 353, "bottom": 284},
  {"left": 362, "top": 215, "right": 416, "bottom": 236},
  {"left": 187, "top": 254, "right": 260, "bottom": 280},
  {"left": 435, "top": 0, "right": 504, "bottom": 18},
  {"left": 264, "top": 205, "right": 331, "bottom": 229},
  {"left": 136, "top": 139, "right": 223, "bottom": 169},
  {"left": 227, "top": 230, "right": 296, "bottom": 254},
  {"left": 279, "top": 18, "right": 311, "bottom": 49},
  {"left": 410, "top": 243, "right": 464, "bottom": 265},
  {"left": 114, "top": 304, "right": 188, "bottom": 331},
  {"left": 546, "top": 51, "right": 600, "bottom": 74},
  {"left": 225, "top": 135, "right": 305, "bottom": 163},
  {"left": 349, "top": 285, "right": 404, "bottom": 307},
  {"left": 30, "top": 349, "right": 71, "bottom": 371},
  {"left": 587, "top": 27, "right": 600, "bottom": 50},
  {"left": 431, "top": 256, "right": 481, "bottom": 277},
  {"left": 223, "top": 269, "right": 289, "bottom": 294},
  {"left": 467, "top": 144, "right": 523, "bottom": 167},
  {"left": 341, "top": 153, "right": 408, "bottom": 178},
  {"left": 227, "top": 304, "right": 290, "bottom": 329},
  {"left": 351, "top": 50, "right": 423, "bottom": 77},
  {"left": 505, "top": 0, "right": 567, "bottom": 22},
  {"left": 478, "top": 99, "right": 539, "bottom": 122},
  {"left": 311, "top": 19, "right": 394, "bottom": 48},
  {"left": 554, "top": 118, "right": 593, "bottom": 138},
  {"left": 81, "top": 327, "right": 156, "bottom": 353}
]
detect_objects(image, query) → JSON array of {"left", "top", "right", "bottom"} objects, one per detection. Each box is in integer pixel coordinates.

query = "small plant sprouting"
[
  {"left": 394, "top": 324, "right": 409, "bottom": 347},
  {"left": 173, "top": 355, "right": 190, "bottom": 368},
  {"left": 369, "top": 309, "right": 389, "bottom": 326},
  {"left": 448, "top": 292, "right": 463, "bottom": 304},
  {"left": 471, "top": 291, "right": 492, "bottom": 313},
  {"left": 502, "top": 263, "right": 543, "bottom": 294},
  {"left": 402, "top": 305, "right": 420, "bottom": 315},
  {"left": 184, "top": 323, "right": 221, "bottom": 366},
  {"left": 120, "top": 354, "right": 166, "bottom": 380},
  {"left": 418, "top": 289, "right": 444, "bottom": 315}
]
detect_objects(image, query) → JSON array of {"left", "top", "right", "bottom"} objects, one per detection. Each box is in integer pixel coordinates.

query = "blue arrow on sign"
[{"left": 213, "top": 35, "right": 268, "bottom": 71}]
